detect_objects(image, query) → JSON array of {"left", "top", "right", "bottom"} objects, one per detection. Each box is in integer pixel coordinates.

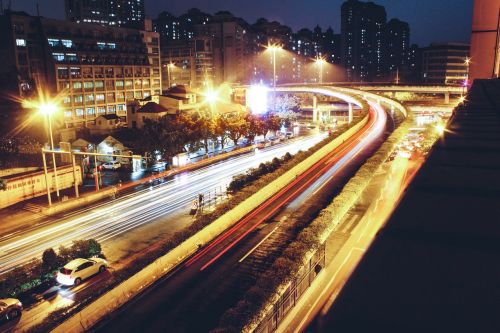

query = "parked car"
[
  {"left": 56, "top": 258, "right": 108, "bottom": 286},
  {"left": 285, "top": 132, "right": 294, "bottom": 139},
  {"left": 0, "top": 298, "right": 22, "bottom": 321},
  {"left": 101, "top": 161, "right": 121, "bottom": 170}
]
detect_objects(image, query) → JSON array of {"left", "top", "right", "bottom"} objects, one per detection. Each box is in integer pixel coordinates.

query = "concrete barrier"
[
  {"left": 52, "top": 109, "right": 370, "bottom": 333},
  {"left": 44, "top": 187, "right": 117, "bottom": 216}
]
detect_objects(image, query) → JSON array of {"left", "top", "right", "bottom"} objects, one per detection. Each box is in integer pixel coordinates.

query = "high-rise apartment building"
[
  {"left": 385, "top": 18, "right": 410, "bottom": 74},
  {"left": 422, "top": 42, "right": 470, "bottom": 84},
  {"left": 153, "top": 8, "right": 212, "bottom": 45},
  {"left": 341, "top": 0, "right": 387, "bottom": 81},
  {"left": 193, "top": 11, "right": 252, "bottom": 85},
  {"left": 65, "top": 0, "right": 145, "bottom": 29},
  {"left": 161, "top": 37, "right": 214, "bottom": 90},
  {"left": 0, "top": 10, "right": 160, "bottom": 127}
]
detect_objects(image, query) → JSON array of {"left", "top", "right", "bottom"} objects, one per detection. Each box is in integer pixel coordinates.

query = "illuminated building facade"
[
  {"left": 0, "top": 11, "right": 160, "bottom": 127},
  {"left": 65, "top": 0, "right": 145, "bottom": 29}
]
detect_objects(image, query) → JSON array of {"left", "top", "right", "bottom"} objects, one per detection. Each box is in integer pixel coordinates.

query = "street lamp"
[
  {"left": 267, "top": 44, "right": 282, "bottom": 89},
  {"left": 463, "top": 57, "right": 471, "bottom": 96},
  {"left": 166, "top": 62, "right": 175, "bottom": 88},
  {"left": 315, "top": 57, "right": 326, "bottom": 84},
  {"left": 39, "top": 102, "right": 60, "bottom": 201},
  {"left": 267, "top": 43, "right": 282, "bottom": 111}
]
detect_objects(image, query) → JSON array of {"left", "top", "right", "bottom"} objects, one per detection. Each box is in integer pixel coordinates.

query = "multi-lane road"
[
  {"left": 0, "top": 133, "right": 326, "bottom": 275},
  {"left": 96, "top": 101, "right": 387, "bottom": 332},
  {"left": 0, "top": 133, "right": 331, "bottom": 333}
]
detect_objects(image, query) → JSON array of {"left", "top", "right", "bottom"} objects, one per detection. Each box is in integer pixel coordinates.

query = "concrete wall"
[
  {"left": 470, "top": 0, "right": 500, "bottom": 80},
  {"left": 52, "top": 110, "right": 370, "bottom": 333}
]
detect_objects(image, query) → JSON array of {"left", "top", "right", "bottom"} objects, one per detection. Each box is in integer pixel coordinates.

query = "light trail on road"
[
  {"left": 0, "top": 135, "right": 325, "bottom": 275},
  {"left": 185, "top": 100, "right": 386, "bottom": 272},
  {"left": 96, "top": 96, "right": 389, "bottom": 333}
]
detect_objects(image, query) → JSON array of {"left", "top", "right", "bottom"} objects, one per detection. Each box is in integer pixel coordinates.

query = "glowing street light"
[
  {"left": 315, "top": 57, "right": 326, "bottom": 84},
  {"left": 204, "top": 88, "right": 219, "bottom": 105},
  {"left": 164, "top": 62, "right": 175, "bottom": 88},
  {"left": 39, "top": 102, "right": 61, "bottom": 202},
  {"left": 267, "top": 44, "right": 282, "bottom": 90},
  {"left": 435, "top": 123, "right": 445, "bottom": 136},
  {"left": 462, "top": 57, "right": 471, "bottom": 96}
]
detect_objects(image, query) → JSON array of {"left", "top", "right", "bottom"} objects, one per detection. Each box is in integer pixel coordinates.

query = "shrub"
[{"left": 42, "top": 248, "right": 58, "bottom": 273}]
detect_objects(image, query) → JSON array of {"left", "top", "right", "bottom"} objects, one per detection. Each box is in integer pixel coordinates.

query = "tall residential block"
[
  {"left": 341, "top": 0, "right": 387, "bottom": 81},
  {"left": 65, "top": 0, "right": 145, "bottom": 29},
  {"left": 0, "top": 11, "right": 161, "bottom": 127},
  {"left": 385, "top": 18, "right": 410, "bottom": 74}
]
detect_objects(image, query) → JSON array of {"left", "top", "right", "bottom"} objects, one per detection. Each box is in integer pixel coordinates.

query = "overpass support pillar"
[
  {"left": 348, "top": 103, "right": 353, "bottom": 124},
  {"left": 313, "top": 95, "right": 318, "bottom": 123},
  {"left": 444, "top": 92, "right": 450, "bottom": 104}
]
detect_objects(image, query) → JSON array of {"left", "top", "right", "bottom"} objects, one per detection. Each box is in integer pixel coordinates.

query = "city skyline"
[
  {"left": 0, "top": 0, "right": 499, "bottom": 332},
  {"left": 10, "top": 0, "right": 473, "bottom": 46}
]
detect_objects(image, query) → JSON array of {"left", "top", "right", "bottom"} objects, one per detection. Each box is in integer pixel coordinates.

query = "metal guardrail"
[{"left": 254, "top": 244, "right": 326, "bottom": 333}]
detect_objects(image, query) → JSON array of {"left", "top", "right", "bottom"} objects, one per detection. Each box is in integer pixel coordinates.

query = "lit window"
[
  {"left": 52, "top": 53, "right": 65, "bottom": 61},
  {"left": 48, "top": 38, "right": 59, "bottom": 47},
  {"left": 61, "top": 39, "right": 73, "bottom": 48},
  {"left": 16, "top": 39, "right": 26, "bottom": 47}
]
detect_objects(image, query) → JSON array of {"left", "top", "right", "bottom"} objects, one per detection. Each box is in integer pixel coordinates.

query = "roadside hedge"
[
  {"left": 0, "top": 239, "right": 102, "bottom": 298},
  {"left": 213, "top": 111, "right": 415, "bottom": 333}
]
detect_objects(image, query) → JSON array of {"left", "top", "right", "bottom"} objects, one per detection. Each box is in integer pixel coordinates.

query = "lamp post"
[
  {"left": 315, "top": 57, "right": 326, "bottom": 84},
  {"left": 463, "top": 57, "right": 471, "bottom": 96},
  {"left": 166, "top": 62, "right": 175, "bottom": 88},
  {"left": 39, "top": 103, "right": 60, "bottom": 201},
  {"left": 267, "top": 44, "right": 282, "bottom": 111}
]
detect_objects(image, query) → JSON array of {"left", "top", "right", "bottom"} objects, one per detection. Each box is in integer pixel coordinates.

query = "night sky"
[{"left": 11, "top": 0, "right": 473, "bottom": 46}]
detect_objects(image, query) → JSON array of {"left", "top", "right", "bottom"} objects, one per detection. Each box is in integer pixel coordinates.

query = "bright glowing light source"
[
  {"left": 205, "top": 89, "right": 219, "bottom": 104},
  {"left": 435, "top": 123, "right": 445, "bottom": 136},
  {"left": 397, "top": 150, "right": 412, "bottom": 159},
  {"left": 246, "top": 85, "right": 268, "bottom": 114},
  {"left": 267, "top": 43, "right": 283, "bottom": 52},
  {"left": 39, "top": 103, "right": 58, "bottom": 115},
  {"left": 315, "top": 57, "right": 326, "bottom": 65}
]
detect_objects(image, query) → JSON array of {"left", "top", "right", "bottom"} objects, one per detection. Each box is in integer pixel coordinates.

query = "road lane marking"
[{"left": 238, "top": 226, "right": 279, "bottom": 263}]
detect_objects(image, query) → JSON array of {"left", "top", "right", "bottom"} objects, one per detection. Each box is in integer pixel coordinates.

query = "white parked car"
[
  {"left": 0, "top": 298, "right": 22, "bottom": 321},
  {"left": 101, "top": 161, "right": 121, "bottom": 170},
  {"left": 56, "top": 258, "right": 108, "bottom": 286}
]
